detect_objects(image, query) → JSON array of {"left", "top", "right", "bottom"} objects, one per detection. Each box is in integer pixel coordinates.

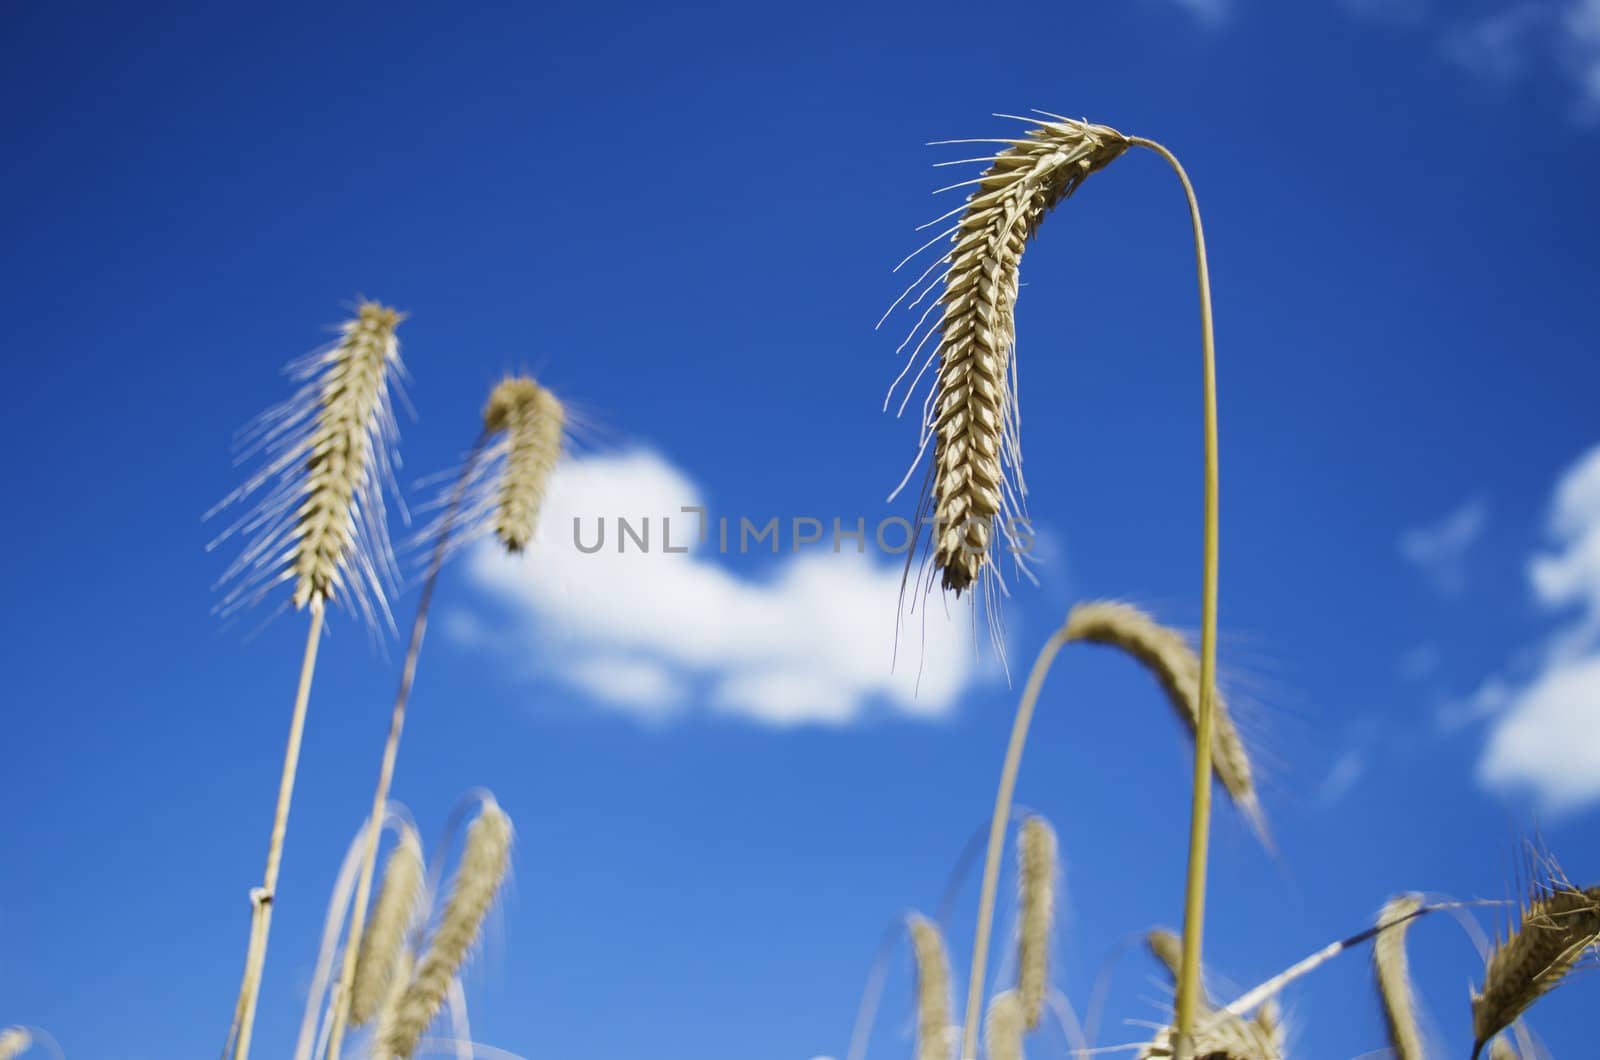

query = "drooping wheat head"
[
  {"left": 0, "top": 1028, "right": 29, "bottom": 1060},
  {"left": 1471, "top": 876, "right": 1600, "bottom": 1057},
  {"left": 383, "top": 798, "right": 513, "bottom": 1058},
  {"left": 884, "top": 115, "right": 1129, "bottom": 600},
  {"left": 907, "top": 913, "right": 955, "bottom": 1060},
  {"left": 350, "top": 824, "right": 425, "bottom": 1027},
  {"left": 482, "top": 377, "right": 565, "bottom": 552},
  {"left": 1062, "top": 600, "right": 1265, "bottom": 838},
  {"left": 369, "top": 945, "right": 416, "bottom": 1060},
  {"left": 1373, "top": 894, "right": 1424, "bottom": 1060},
  {"left": 209, "top": 301, "right": 407, "bottom": 630},
  {"left": 1016, "top": 816, "right": 1056, "bottom": 1030},
  {"left": 984, "top": 990, "right": 1026, "bottom": 1060}
]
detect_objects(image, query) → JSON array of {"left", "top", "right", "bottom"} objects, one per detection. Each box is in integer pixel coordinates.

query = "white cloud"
[
  {"left": 1443, "top": 4, "right": 1548, "bottom": 80},
  {"left": 1166, "top": 0, "right": 1230, "bottom": 25},
  {"left": 1397, "top": 642, "right": 1441, "bottom": 681},
  {"left": 454, "top": 448, "right": 983, "bottom": 727},
  {"left": 1472, "top": 443, "right": 1600, "bottom": 810},
  {"left": 1317, "top": 748, "right": 1369, "bottom": 806},
  {"left": 1400, "top": 497, "right": 1488, "bottom": 597}
]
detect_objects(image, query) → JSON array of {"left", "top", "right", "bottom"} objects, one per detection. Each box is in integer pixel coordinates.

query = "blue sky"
[{"left": 4, "top": 0, "right": 1600, "bottom": 1057}]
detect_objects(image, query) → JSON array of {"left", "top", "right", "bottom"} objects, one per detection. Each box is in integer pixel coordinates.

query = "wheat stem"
[
  {"left": 324, "top": 437, "right": 488, "bottom": 1060},
  {"left": 228, "top": 596, "right": 327, "bottom": 1060},
  {"left": 961, "top": 624, "right": 1073, "bottom": 1060},
  {"left": 1124, "top": 136, "right": 1218, "bottom": 1060}
]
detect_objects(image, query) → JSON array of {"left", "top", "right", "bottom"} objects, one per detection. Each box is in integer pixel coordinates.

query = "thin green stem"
[
  {"left": 228, "top": 596, "right": 328, "bottom": 1060},
  {"left": 323, "top": 437, "right": 488, "bottom": 1060},
  {"left": 959, "top": 625, "right": 1074, "bottom": 1060},
  {"left": 1126, "top": 135, "right": 1219, "bottom": 1060}
]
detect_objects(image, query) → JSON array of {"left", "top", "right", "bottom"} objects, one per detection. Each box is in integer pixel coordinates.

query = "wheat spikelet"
[
  {"left": 1016, "top": 816, "right": 1056, "bottom": 1029},
  {"left": 369, "top": 945, "right": 415, "bottom": 1060},
  {"left": 1254, "top": 998, "right": 1285, "bottom": 1056},
  {"left": 384, "top": 798, "right": 513, "bottom": 1058},
  {"left": 984, "top": 990, "right": 1026, "bottom": 1060},
  {"left": 350, "top": 824, "right": 425, "bottom": 1026},
  {"left": 1471, "top": 880, "right": 1600, "bottom": 1056},
  {"left": 1062, "top": 600, "right": 1264, "bottom": 836},
  {"left": 1373, "top": 894, "right": 1424, "bottom": 1060},
  {"left": 886, "top": 115, "right": 1129, "bottom": 597},
  {"left": 209, "top": 300, "right": 407, "bottom": 630},
  {"left": 0, "top": 1028, "right": 29, "bottom": 1060},
  {"left": 1488, "top": 1037, "right": 1518, "bottom": 1060},
  {"left": 483, "top": 377, "right": 565, "bottom": 552},
  {"left": 1138, "top": 1012, "right": 1282, "bottom": 1060},
  {"left": 907, "top": 913, "right": 954, "bottom": 1060}
]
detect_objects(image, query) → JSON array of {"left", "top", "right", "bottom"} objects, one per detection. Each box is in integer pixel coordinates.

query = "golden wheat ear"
[
  {"left": 984, "top": 990, "right": 1026, "bottom": 1060},
  {"left": 383, "top": 796, "right": 513, "bottom": 1059},
  {"left": 208, "top": 300, "right": 408, "bottom": 631},
  {"left": 0, "top": 1028, "right": 30, "bottom": 1060},
  {"left": 883, "top": 116, "right": 1129, "bottom": 603},
  {"left": 1137, "top": 1013, "right": 1281, "bottom": 1060},
  {"left": 1373, "top": 894, "right": 1425, "bottom": 1060},
  {"left": 1061, "top": 600, "right": 1267, "bottom": 842},
  {"left": 907, "top": 913, "right": 956, "bottom": 1060},
  {"left": 1471, "top": 869, "right": 1600, "bottom": 1058},
  {"left": 350, "top": 824, "right": 426, "bottom": 1027},
  {"left": 1015, "top": 816, "right": 1057, "bottom": 1030}
]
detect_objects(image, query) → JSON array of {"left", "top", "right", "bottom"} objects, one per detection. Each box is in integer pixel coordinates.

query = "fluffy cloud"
[
  {"left": 1400, "top": 497, "right": 1488, "bottom": 597},
  {"left": 452, "top": 448, "right": 985, "bottom": 727},
  {"left": 1472, "top": 443, "right": 1600, "bottom": 810}
]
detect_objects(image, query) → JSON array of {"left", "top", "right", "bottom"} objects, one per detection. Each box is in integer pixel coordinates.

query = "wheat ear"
[
  {"left": 888, "top": 116, "right": 1129, "bottom": 597},
  {"left": 1137, "top": 1014, "right": 1280, "bottom": 1060},
  {"left": 481, "top": 377, "right": 565, "bottom": 552},
  {"left": 984, "top": 991, "right": 1026, "bottom": 1060},
  {"left": 368, "top": 944, "right": 416, "bottom": 1060},
  {"left": 1471, "top": 881, "right": 1600, "bottom": 1057},
  {"left": 1147, "top": 929, "right": 1210, "bottom": 1012},
  {"left": 1016, "top": 816, "right": 1056, "bottom": 1030},
  {"left": 1063, "top": 601, "right": 1264, "bottom": 841},
  {"left": 907, "top": 913, "right": 955, "bottom": 1060},
  {"left": 0, "top": 1028, "right": 29, "bottom": 1060},
  {"left": 350, "top": 826, "right": 425, "bottom": 1026},
  {"left": 218, "top": 302, "right": 406, "bottom": 1060},
  {"left": 383, "top": 798, "right": 513, "bottom": 1058},
  {"left": 1488, "top": 1036, "right": 1518, "bottom": 1060},
  {"left": 1373, "top": 894, "right": 1424, "bottom": 1060}
]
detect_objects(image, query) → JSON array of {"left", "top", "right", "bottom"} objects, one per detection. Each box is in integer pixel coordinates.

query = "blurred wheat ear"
[
  {"left": 1062, "top": 600, "right": 1267, "bottom": 843},
  {"left": 1374, "top": 894, "right": 1425, "bottom": 1060},
  {"left": 482, "top": 376, "right": 566, "bottom": 552},
  {"left": 0, "top": 1027, "right": 30, "bottom": 1060},
  {"left": 984, "top": 990, "right": 1026, "bottom": 1060},
  {"left": 1471, "top": 874, "right": 1600, "bottom": 1057},
  {"left": 350, "top": 824, "right": 426, "bottom": 1026},
  {"left": 214, "top": 300, "right": 407, "bottom": 1060},
  {"left": 383, "top": 796, "right": 514, "bottom": 1059},
  {"left": 1016, "top": 816, "right": 1056, "bottom": 1030},
  {"left": 907, "top": 913, "right": 955, "bottom": 1060}
]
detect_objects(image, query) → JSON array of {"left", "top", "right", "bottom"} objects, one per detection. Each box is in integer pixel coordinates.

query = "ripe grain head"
[
  {"left": 984, "top": 990, "right": 1026, "bottom": 1060},
  {"left": 383, "top": 797, "right": 513, "bottom": 1058},
  {"left": 483, "top": 377, "right": 565, "bottom": 553},
  {"left": 1016, "top": 816, "right": 1057, "bottom": 1030},
  {"left": 907, "top": 913, "right": 955, "bottom": 1060},
  {"left": 1062, "top": 600, "right": 1265, "bottom": 839},
  {"left": 0, "top": 1028, "right": 29, "bottom": 1060},
  {"left": 1373, "top": 894, "right": 1424, "bottom": 1060},
  {"left": 351, "top": 824, "right": 425, "bottom": 1027},
  {"left": 1138, "top": 1012, "right": 1282, "bottom": 1060},
  {"left": 1472, "top": 877, "right": 1600, "bottom": 1055},
  {"left": 885, "top": 115, "right": 1129, "bottom": 608},
  {"left": 208, "top": 301, "right": 407, "bottom": 631}
]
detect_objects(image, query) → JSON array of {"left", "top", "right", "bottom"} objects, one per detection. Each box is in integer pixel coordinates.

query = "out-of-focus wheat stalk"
[
  {"left": 215, "top": 301, "right": 406, "bottom": 1060},
  {"left": 382, "top": 798, "right": 513, "bottom": 1058},
  {"left": 1016, "top": 816, "right": 1056, "bottom": 1030},
  {"left": 1374, "top": 894, "right": 1424, "bottom": 1060},
  {"left": 908, "top": 914, "right": 955, "bottom": 1060}
]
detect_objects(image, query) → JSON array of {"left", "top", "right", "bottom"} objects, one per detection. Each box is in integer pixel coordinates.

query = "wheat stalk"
[
  {"left": 1373, "top": 894, "right": 1424, "bottom": 1060},
  {"left": 1471, "top": 880, "right": 1600, "bottom": 1057},
  {"left": 383, "top": 798, "right": 513, "bottom": 1058},
  {"left": 216, "top": 302, "right": 407, "bottom": 1060},
  {"left": 350, "top": 826, "right": 426, "bottom": 1026},
  {"left": 1016, "top": 816, "right": 1056, "bottom": 1030},
  {"left": 984, "top": 991, "right": 1026, "bottom": 1060},
  {"left": 908, "top": 913, "right": 955, "bottom": 1060},
  {"left": 0, "top": 1028, "right": 29, "bottom": 1060},
  {"left": 1063, "top": 600, "right": 1264, "bottom": 839}
]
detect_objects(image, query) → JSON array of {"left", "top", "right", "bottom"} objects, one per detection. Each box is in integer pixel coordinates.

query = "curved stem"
[
  {"left": 323, "top": 437, "right": 488, "bottom": 1060},
  {"left": 959, "top": 625, "right": 1074, "bottom": 1060},
  {"left": 228, "top": 595, "right": 328, "bottom": 1060},
  {"left": 1126, "top": 135, "right": 1219, "bottom": 1060}
]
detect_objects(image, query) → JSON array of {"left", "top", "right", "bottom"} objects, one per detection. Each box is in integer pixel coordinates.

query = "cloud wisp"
[
  {"left": 1400, "top": 497, "right": 1488, "bottom": 598},
  {"left": 449, "top": 448, "right": 985, "bottom": 727}
]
